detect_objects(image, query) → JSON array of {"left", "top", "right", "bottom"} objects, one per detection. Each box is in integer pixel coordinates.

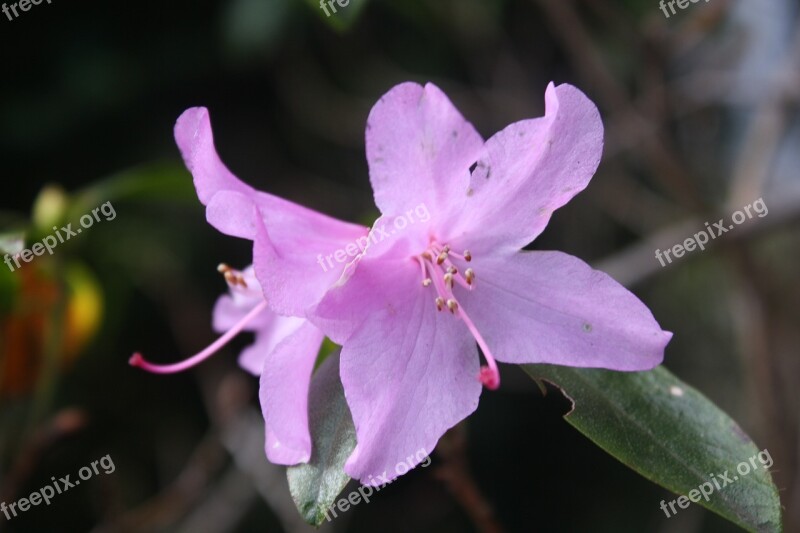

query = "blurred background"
[{"left": 1, "top": 0, "right": 798, "bottom": 531}]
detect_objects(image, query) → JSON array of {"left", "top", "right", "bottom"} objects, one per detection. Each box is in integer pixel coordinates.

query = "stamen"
[
  {"left": 418, "top": 243, "right": 499, "bottom": 389},
  {"left": 219, "top": 263, "right": 248, "bottom": 288},
  {"left": 416, "top": 255, "right": 430, "bottom": 286},
  {"left": 130, "top": 300, "right": 269, "bottom": 374}
]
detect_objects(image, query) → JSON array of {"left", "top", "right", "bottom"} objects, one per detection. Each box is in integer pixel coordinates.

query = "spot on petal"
[
  {"left": 466, "top": 187, "right": 474, "bottom": 197},
  {"left": 582, "top": 323, "right": 592, "bottom": 332}
]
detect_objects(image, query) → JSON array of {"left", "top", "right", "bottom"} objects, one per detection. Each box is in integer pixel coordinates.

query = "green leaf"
[
  {"left": 523, "top": 364, "right": 782, "bottom": 532},
  {"left": 70, "top": 161, "right": 196, "bottom": 214},
  {"left": 287, "top": 352, "right": 356, "bottom": 526}
]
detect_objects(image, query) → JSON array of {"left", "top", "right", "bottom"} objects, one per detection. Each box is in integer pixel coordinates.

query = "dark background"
[{"left": 1, "top": 0, "right": 798, "bottom": 531}]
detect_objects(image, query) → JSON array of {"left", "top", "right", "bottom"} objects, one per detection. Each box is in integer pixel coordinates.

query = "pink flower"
[
  {"left": 257, "top": 82, "right": 673, "bottom": 484},
  {"left": 130, "top": 107, "right": 366, "bottom": 464},
  {"left": 134, "top": 83, "right": 671, "bottom": 488}
]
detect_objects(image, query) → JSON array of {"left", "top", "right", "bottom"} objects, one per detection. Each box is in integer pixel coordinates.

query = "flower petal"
[
  {"left": 445, "top": 83, "right": 604, "bottom": 256},
  {"left": 174, "top": 107, "right": 254, "bottom": 205},
  {"left": 177, "top": 108, "right": 367, "bottom": 245},
  {"left": 310, "top": 255, "right": 408, "bottom": 345},
  {"left": 252, "top": 206, "right": 368, "bottom": 316},
  {"left": 334, "top": 259, "right": 481, "bottom": 484},
  {"left": 366, "top": 82, "right": 484, "bottom": 219},
  {"left": 260, "top": 320, "right": 325, "bottom": 465},
  {"left": 211, "top": 267, "right": 272, "bottom": 335},
  {"left": 457, "top": 251, "right": 671, "bottom": 370},
  {"left": 238, "top": 316, "right": 310, "bottom": 376}
]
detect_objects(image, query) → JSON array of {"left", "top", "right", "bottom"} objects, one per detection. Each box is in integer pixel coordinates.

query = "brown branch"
[{"left": 434, "top": 423, "right": 504, "bottom": 533}]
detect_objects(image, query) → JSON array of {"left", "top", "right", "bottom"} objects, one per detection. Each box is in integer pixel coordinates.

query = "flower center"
[{"left": 416, "top": 242, "right": 500, "bottom": 390}]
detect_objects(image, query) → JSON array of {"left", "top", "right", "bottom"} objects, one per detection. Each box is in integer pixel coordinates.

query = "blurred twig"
[
  {"left": 434, "top": 423, "right": 504, "bottom": 533},
  {"left": 534, "top": 0, "right": 705, "bottom": 211},
  {"left": 0, "top": 408, "right": 87, "bottom": 505}
]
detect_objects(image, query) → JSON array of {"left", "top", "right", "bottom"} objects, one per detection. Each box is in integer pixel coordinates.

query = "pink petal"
[
  {"left": 260, "top": 320, "right": 325, "bottom": 465},
  {"left": 174, "top": 107, "right": 253, "bottom": 205},
  {"left": 211, "top": 270, "right": 311, "bottom": 376},
  {"left": 237, "top": 316, "right": 310, "bottom": 376},
  {"left": 211, "top": 268, "right": 272, "bottom": 335},
  {"left": 176, "top": 108, "right": 367, "bottom": 246},
  {"left": 310, "top": 255, "right": 407, "bottom": 345},
  {"left": 457, "top": 251, "right": 671, "bottom": 370},
  {"left": 252, "top": 206, "right": 369, "bottom": 316},
  {"left": 444, "top": 83, "right": 604, "bottom": 256},
  {"left": 366, "top": 82, "right": 484, "bottom": 219},
  {"left": 334, "top": 259, "right": 481, "bottom": 484}
]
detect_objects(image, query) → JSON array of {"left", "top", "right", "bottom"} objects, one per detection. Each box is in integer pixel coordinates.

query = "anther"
[
  {"left": 422, "top": 278, "right": 432, "bottom": 287},
  {"left": 446, "top": 266, "right": 457, "bottom": 275},
  {"left": 465, "top": 268, "right": 475, "bottom": 285},
  {"left": 444, "top": 272, "right": 454, "bottom": 289},
  {"left": 436, "top": 251, "right": 448, "bottom": 265},
  {"left": 217, "top": 263, "right": 231, "bottom": 273},
  {"left": 446, "top": 299, "right": 458, "bottom": 313},
  {"left": 435, "top": 297, "right": 445, "bottom": 311},
  {"left": 463, "top": 250, "right": 472, "bottom": 262}
]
